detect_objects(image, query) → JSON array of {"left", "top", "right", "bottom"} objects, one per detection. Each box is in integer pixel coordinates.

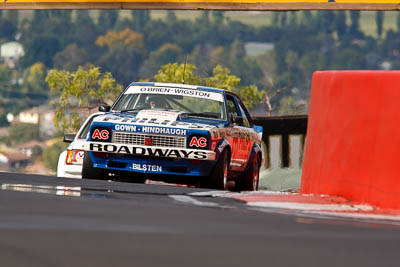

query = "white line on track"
[
  {"left": 169, "top": 195, "right": 233, "bottom": 208},
  {"left": 304, "top": 210, "right": 400, "bottom": 222},
  {"left": 248, "top": 202, "right": 374, "bottom": 212},
  {"left": 188, "top": 190, "right": 228, "bottom": 197},
  {"left": 169, "top": 195, "right": 220, "bottom": 207}
]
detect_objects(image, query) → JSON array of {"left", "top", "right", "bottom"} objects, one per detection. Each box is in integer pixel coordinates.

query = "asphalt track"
[{"left": 0, "top": 172, "right": 399, "bottom": 267}]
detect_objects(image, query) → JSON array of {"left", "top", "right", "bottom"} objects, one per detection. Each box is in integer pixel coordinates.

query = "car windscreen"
[{"left": 113, "top": 86, "right": 226, "bottom": 120}]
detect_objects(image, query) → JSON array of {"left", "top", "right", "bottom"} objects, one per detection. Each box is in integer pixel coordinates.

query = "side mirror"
[
  {"left": 253, "top": 125, "right": 263, "bottom": 140},
  {"left": 99, "top": 104, "right": 111, "bottom": 112},
  {"left": 232, "top": 115, "right": 244, "bottom": 125},
  {"left": 63, "top": 134, "right": 76, "bottom": 143}
]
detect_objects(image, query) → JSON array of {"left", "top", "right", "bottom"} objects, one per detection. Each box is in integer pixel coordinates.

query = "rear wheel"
[
  {"left": 239, "top": 155, "right": 260, "bottom": 191},
  {"left": 82, "top": 152, "right": 108, "bottom": 180},
  {"left": 203, "top": 149, "right": 229, "bottom": 190}
]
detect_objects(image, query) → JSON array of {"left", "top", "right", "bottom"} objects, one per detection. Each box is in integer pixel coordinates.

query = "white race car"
[{"left": 57, "top": 113, "right": 104, "bottom": 178}]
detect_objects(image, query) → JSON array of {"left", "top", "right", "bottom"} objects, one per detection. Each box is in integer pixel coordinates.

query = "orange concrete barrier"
[{"left": 300, "top": 71, "right": 400, "bottom": 210}]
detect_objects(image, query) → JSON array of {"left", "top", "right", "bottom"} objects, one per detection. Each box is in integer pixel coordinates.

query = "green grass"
[
  {"left": 151, "top": 10, "right": 399, "bottom": 38},
  {"left": 358, "top": 11, "right": 398, "bottom": 38},
  {"left": 10, "top": 10, "right": 400, "bottom": 39}
]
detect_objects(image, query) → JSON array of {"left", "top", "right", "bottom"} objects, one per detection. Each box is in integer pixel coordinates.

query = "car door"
[
  {"left": 236, "top": 99, "right": 254, "bottom": 165},
  {"left": 226, "top": 94, "right": 248, "bottom": 171}
]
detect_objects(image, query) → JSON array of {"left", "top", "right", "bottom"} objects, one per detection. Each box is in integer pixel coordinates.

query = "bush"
[
  {"left": 42, "top": 140, "right": 68, "bottom": 172},
  {"left": 8, "top": 123, "right": 40, "bottom": 145},
  {"left": 0, "top": 114, "right": 9, "bottom": 127}
]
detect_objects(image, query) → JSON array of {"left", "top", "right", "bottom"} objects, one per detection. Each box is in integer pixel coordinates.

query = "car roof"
[{"left": 129, "top": 82, "right": 226, "bottom": 94}]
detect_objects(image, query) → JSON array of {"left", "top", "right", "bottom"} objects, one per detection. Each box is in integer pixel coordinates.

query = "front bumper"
[
  {"left": 84, "top": 142, "right": 216, "bottom": 160},
  {"left": 84, "top": 142, "right": 217, "bottom": 177}
]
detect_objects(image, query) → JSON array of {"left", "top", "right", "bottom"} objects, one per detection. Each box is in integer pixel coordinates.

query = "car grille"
[{"left": 112, "top": 132, "right": 186, "bottom": 148}]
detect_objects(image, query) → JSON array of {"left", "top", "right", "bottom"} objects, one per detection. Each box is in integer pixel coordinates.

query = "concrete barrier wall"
[{"left": 300, "top": 71, "right": 400, "bottom": 209}]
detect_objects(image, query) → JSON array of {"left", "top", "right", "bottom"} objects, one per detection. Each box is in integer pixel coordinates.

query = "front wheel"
[
  {"left": 238, "top": 156, "right": 260, "bottom": 191},
  {"left": 203, "top": 149, "right": 229, "bottom": 190},
  {"left": 82, "top": 152, "right": 108, "bottom": 180}
]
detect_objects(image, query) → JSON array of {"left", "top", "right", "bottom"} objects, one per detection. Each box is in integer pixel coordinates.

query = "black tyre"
[
  {"left": 239, "top": 155, "right": 260, "bottom": 191},
  {"left": 204, "top": 149, "right": 229, "bottom": 190},
  {"left": 82, "top": 152, "right": 108, "bottom": 180}
]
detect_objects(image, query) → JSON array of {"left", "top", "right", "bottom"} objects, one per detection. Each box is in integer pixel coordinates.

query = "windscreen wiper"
[
  {"left": 120, "top": 108, "right": 142, "bottom": 113},
  {"left": 183, "top": 112, "right": 219, "bottom": 119}
]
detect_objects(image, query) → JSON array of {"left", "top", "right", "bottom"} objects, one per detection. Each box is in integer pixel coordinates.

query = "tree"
[
  {"left": 6, "top": 10, "right": 19, "bottom": 28},
  {"left": 0, "top": 19, "right": 16, "bottom": 40},
  {"left": 197, "top": 11, "right": 210, "bottom": 28},
  {"left": 46, "top": 66, "right": 123, "bottom": 132},
  {"left": 131, "top": 10, "right": 150, "bottom": 32},
  {"left": 0, "top": 64, "right": 11, "bottom": 91},
  {"left": 153, "top": 63, "right": 264, "bottom": 110},
  {"left": 98, "top": 43, "right": 145, "bottom": 85},
  {"left": 335, "top": 11, "right": 347, "bottom": 40},
  {"left": 8, "top": 123, "right": 40, "bottom": 145},
  {"left": 95, "top": 29, "right": 144, "bottom": 49},
  {"left": 53, "top": 43, "right": 90, "bottom": 71},
  {"left": 376, "top": 11, "right": 384, "bottom": 39},
  {"left": 302, "top": 11, "right": 313, "bottom": 25},
  {"left": 75, "top": 10, "right": 93, "bottom": 25},
  {"left": 397, "top": 12, "right": 400, "bottom": 32},
  {"left": 20, "top": 63, "right": 48, "bottom": 103},
  {"left": 349, "top": 11, "right": 361, "bottom": 35},
  {"left": 333, "top": 48, "right": 366, "bottom": 69},
  {"left": 154, "top": 63, "right": 201, "bottom": 85},
  {"left": 278, "top": 96, "right": 300, "bottom": 115},
  {"left": 139, "top": 43, "right": 183, "bottom": 78},
  {"left": 288, "top": 12, "right": 297, "bottom": 27},
  {"left": 95, "top": 29, "right": 146, "bottom": 84},
  {"left": 315, "top": 11, "right": 336, "bottom": 34},
  {"left": 20, "top": 34, "right": 61, "bottom": 68},
  {"left": 32, "top": 10, "right": 50, "bottom": 24},
  {"left": 212, "top": 11, "right": 224, "bottom": 25},
  {"left": 98, "top": 10, "right": 119, "bottom": 32},
  {"left": 166, "top": 11, "right": 177, "bottom": 25}
]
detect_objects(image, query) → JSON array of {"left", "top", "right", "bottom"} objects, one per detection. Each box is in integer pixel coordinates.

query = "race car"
[
  {"left": 83, "top": 82, "right": 263, "bottom": 191},
  {"left": 57, "top": 112, "right": 104, "bottom": 178}
]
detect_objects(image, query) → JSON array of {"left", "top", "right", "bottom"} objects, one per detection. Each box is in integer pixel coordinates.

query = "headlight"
[{"left": 65, "top": 150, "right": 84, "bottom": 165}]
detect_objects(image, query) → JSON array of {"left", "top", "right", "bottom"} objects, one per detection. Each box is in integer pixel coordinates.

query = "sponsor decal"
[
  {"left": 126, "top": 86, "right": 224, "bottom": 102},
  {"left": 113, "top": 124, "right": 187, "bottom": 136},
  {"left": 132, "top": 163, "right": 162, "bottom": 172},
  {"left": 142, "top": 126, "right": 187, "bottom": 136},
  {"left": 218, "top": 139, "right": 229, "bottom": 153},
  {"left": 115, "top": 124, "right": 137, "bottom": 132},
  {"left": 254, "top": 144, "right": 261, "bottom": 153},
  {"left": 136, "top": 110, "right": 180, "bottom": 122},
  {"left": 189, "top": 136, "right": 207, "bottom": 148},
  {"left": 88, "top": 143, "right": 213, "bottom": 160},
  {"left": 140, "top": 87, "right": 210, "bottom": 98},
  {"left": 75, "top": 151, "right": 85, "bottom": 162},
  {"left": 92, "top": 128, "right": 110, "bottom": 141}
]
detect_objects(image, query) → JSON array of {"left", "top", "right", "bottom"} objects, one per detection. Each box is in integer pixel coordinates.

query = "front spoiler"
[{"left": 84, "top": 142, "right": 216, "bottom": 160}]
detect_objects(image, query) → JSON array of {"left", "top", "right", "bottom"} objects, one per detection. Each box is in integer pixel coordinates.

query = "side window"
[
  {"left": 226, "top": 96, "right": 239, "bottom": 124},
  {"left": 113, "top": 94, "right": 138, "bottom": 111},
  {"left": 78, "top": 116, "right": 97, "bottom": 140},
  {"left": 238, "top": 102, "right": 251, "bottom": 128}
]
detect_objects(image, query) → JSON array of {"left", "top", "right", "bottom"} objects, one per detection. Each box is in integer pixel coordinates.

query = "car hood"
[{"left": 92, "top": 109, "right": 225, "bottom": 130}]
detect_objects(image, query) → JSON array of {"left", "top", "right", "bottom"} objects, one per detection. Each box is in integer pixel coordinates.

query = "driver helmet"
[{"left": 146, "top": 95, "right": 166, "bottom": 109}]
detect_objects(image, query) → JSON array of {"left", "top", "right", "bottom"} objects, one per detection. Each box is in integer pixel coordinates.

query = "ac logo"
[
  {"left": 189, "top": 136, "right": 207, "bottom": 148},
  {"left": 92, "top": 129, "right": 109, "bottom": 140}
]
